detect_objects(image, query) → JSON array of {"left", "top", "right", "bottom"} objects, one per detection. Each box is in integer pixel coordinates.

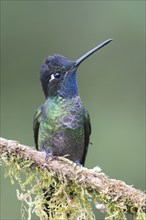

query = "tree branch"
[{"left": 0, "top": 137, "right": 145, "bottom": 220}]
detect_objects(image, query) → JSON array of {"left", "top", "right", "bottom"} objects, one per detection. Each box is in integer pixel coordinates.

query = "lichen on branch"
[{"left": 0, "top": 137, "right": 145, "bottom": 220}]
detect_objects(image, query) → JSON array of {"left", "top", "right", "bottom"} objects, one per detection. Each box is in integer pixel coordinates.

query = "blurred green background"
[{"left": 1, "top": 1, "right": 145, "bottom": 219}]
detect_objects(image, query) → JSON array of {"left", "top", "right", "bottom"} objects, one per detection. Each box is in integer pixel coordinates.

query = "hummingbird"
[{"left": 33, "top": 39, "right": 112, "bottom": 166}]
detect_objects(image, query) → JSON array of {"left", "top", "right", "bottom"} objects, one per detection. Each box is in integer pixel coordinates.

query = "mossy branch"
[{"left": 0, "top": 137, "right": 145, "bottom": 220}]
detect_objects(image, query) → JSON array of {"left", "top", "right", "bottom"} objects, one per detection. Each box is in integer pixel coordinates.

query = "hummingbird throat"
[{"left": 58, "top": 71, "right": 78, "bottom": 98}]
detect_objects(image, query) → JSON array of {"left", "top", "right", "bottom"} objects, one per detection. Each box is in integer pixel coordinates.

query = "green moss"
[
  {"left": 1, "top": 154, "right": 95, "bottom": 219},
  {"left": 0, "top": 153, "right": 145, "bottom": 220}
]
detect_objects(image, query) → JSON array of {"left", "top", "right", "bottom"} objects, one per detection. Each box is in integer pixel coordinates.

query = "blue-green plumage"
[{"left": 33, "top": 39, "right": 112, "bottom": 166}]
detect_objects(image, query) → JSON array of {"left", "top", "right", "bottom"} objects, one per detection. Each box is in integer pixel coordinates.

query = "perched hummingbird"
[{"left": 33, "top": 39, "right": 112, "bottom": 166}]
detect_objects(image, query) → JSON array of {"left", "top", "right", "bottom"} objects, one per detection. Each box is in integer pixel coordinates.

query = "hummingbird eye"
[
  {"left": 54, "top": 72, "right": 62, "bottom": 79},
  {"left": 49, "top": 72, "right": 62, "bottom": 82}
]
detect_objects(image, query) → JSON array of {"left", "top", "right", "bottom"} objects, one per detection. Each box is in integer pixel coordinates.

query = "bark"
[{"left": 0, "top": 137, "right": 145, "bottom": 219}]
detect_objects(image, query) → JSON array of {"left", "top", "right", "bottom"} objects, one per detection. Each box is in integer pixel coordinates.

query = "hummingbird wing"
[
  {"left": 33, "top": 105, "right": 42, "bottom": 150},
  {"left": 81, "top": 109, "right": 91, "bottom": 166}
]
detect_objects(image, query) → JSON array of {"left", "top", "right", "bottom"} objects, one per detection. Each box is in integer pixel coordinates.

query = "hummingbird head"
[
  {"left": 40, "top": 39, "right": 112, "bottom": 99},
  {"left": 40, "top": 55, "right": 77, "bottom": 98}
]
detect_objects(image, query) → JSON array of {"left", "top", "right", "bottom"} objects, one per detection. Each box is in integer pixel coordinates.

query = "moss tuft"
[{"left": 0, "top": 150, "right": 145, "bottom": 220}]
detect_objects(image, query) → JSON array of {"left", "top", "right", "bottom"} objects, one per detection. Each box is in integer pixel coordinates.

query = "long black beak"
[{"left": 75, "top": 39, "right": 112, "bottom": 67}]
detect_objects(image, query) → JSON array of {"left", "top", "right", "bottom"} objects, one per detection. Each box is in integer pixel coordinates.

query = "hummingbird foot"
[
  {"left": 75, "top": 160, "right": 82, "bottom": 166},
  {"left": 42, "top": 146, "right": 53, "bottom": 162},
  {"left": 73, "top": 160, "right": 83, "bottom": 170}
]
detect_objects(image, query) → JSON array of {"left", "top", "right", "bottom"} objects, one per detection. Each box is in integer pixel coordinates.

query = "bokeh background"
[{"left": 1, "top": 1, "right": 145, "bottom": 219}]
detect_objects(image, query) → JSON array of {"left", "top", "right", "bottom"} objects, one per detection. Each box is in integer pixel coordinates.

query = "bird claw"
[
  {"left": 42, "top": 146, "right": 53, "bottom": 162},
  {"left": 45, "top": 153, "right": 53, "bottom": 162},
  {"left": 75, "top": 161, "right": 82, "bottom": 166},
  {"left": 73, "top": 161, "right": 82, "bottom": 170}
]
